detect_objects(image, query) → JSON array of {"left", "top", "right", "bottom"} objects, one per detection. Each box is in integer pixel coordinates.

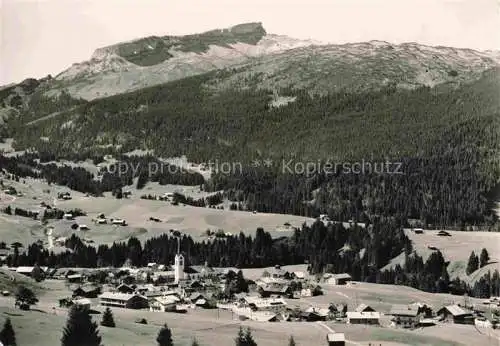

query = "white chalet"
[{"left": 149, "top": 296, "right": 180, "bottom": 312}]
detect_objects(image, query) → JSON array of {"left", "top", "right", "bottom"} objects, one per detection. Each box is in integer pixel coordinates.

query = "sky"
[{"left": 1, "top": 0, "right": 500, "bottom": 84}]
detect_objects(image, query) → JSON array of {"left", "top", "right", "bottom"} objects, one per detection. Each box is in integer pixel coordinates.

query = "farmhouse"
[
  {"left": 257, "top": 276, "right": 289, "bottom": 285},
  {"left": 293, "top": 271, "right": 305, "bottom": 280},
  {"left": 324, "top": 273, "right": 352, "bottom": 285},
  {"left": 258, "top": 282, "right": 292, "bottom": 298},
  {"left": 437, "top": 305, "right": 474, "bottom": 324},
  {"left": 300, "top": 310, "right": 326, "bottom": 322},
  {"left": 326, "top": 333, "right": 345, "bottom": 346},
  {"left": 135, "top": 284, "right": 156, "bottom": 295},
  {"left": 302, "top": 306, "right": 329, "bottom": 320},
  {"left": 187, "top": 280, "right": 204, "bottom": 290},
  {"left": 95, "top": 218, "right": 107, "bottom": 224},
  {"left": 99, "top": 292, "right": 149, "bottom": 309},
  {"left": 232, "top": 307, "right": 278, "bottom": 322},
  {"left": 144, "top": 290, "right": 167, "bottom": 299},
  {"left": 355, "top": 304, "right": 376, "bottom": 313},
  {"left": 147, "top": 289, "right": 181, "bottom": 299},
  {"left": 67, "top": 273, "right": 84, "bottom": 283},
  {"left": 243, "top": 296, "right": 287, "bottom": 311},
  {"left": 300, "top": 288, "right": 312, "bottom": 297},
  {"left": 58, "top": 192, "right": 72, "bottom": 200},
  {"left": 15, "top": 266, "right": 47, "bottom": 278},
  {"left": 116, "top": 283, "right": 135, "bottom": 294},
  {"left": 72, "top": 285, "right": 101, "bottom": 298},
  {"left": 111, "top": 218, "right": 127, "bottom": 226},
  {"left": 188, "top": 292, "right": 213, "bottom": 308},
  {"left": 389, "top": 304, "right": 420, "bottom": 328},
  {"left": 189, "top": 292, "right": 209, "bottom": 303},
  {"left": 189, "top": 265, "right": 216, "bottom": 279},
  {"left": 149, "top": 296, "right": 180, "bottom": 312},
  {"left": 262, "top": 265, "right": 291, "bottom": 280},
  {"left": 152, "top": 270, "right": 176, "bottom": 283},
  {"left": 346, "top": 311, "right": 380, "bottom": 325},
  {"left": 72, "top": 298, "right": 91, "bottom": 310}
]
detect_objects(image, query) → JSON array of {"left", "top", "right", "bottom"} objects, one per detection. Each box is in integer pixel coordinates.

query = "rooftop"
[
  {"left": 327, "top": 333, "right": 345, "bottom": 342},
  {"left": 438, "top": 304, "right": 472, "bottom": 317},
  {"left": 389, "top": 304, "right": 419, "bottom": 317},
  {"left": 355, "top": 303, "right": 375, "bottom": 312},
  {"left": 99, "top": 292, "right": 145, "bottom": 301},
  {"left": 324, "top": 273, "right": 352, "bottom": 280},
  {"left": 154, "top": 296, "right": 180, "bottom": 305},
  {"left": 347, "top": 311, "right": 381, "bottom": 319},
  {"left": 73, "top": 298, "right": 91, "bottom": 305}
]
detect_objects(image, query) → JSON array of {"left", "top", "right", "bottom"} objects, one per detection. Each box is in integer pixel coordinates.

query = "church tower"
[{"left": 174, "top": 254, "right": 185, "bottom": 284}]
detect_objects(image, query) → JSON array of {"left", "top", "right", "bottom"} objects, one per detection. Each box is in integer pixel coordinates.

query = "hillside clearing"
[
  {"left": 0, "top": 177, "right": 314, "bottom": 246},
  {"left": 382, "top": 230, "right": 500, "bottom": 285}
]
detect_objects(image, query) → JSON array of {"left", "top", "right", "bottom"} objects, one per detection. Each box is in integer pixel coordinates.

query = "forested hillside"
[
  {"left": 5, "top": 67, "right": 499, "bottom": 227},
  {"left": 10, "top": 68, "right": 500, "bottom": 163}
]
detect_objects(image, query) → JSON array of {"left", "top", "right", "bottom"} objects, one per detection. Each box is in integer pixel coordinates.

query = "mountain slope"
[
  {"left": 1, "top": 23, "right": 500, "bottom": 227},
  {"left": 207, "top": 40, "right": 500, "bottom": 95},
  {"left": 6, "top": 65, "right": 499, "bottom": 227},
  {"left": 13, "top": 66, "right": 499, "bottom": 161},
  {"left": 45, "top": 22, "right": 500, "bottom": 101},
  {"left": 48, "top": 22, "right": 321, "bottom": 100}
]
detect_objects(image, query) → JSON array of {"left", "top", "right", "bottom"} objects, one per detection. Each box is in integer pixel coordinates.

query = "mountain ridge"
[
  {"left": 42, "top": 22, "right": 499, "bottom": 100},
  {"left": 48, "top": 22, "right": 320, "bottom": 100}
]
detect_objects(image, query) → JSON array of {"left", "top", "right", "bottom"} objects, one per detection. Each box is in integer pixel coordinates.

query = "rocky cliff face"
[
  {"left": 42, "top": 22, "right": 500, "bottom": 101},
  {"left": 52, "top": 22, "right": 320, "bottom": 100}
]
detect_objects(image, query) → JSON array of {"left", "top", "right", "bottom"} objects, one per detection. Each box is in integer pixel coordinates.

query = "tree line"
[
  {"left": 0, "top": 153, "right": 204, "bottom": 196},
  {"left": 5, "top": 218, "right": 498, "bottom": 298}
]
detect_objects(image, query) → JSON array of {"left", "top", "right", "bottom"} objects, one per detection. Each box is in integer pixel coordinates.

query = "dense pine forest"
[
  {"left": 1, "top": 68, "right": 499, "bottom": 227},
  {"left": 9, "top": 68, "right": 500, "bottom": 164}
]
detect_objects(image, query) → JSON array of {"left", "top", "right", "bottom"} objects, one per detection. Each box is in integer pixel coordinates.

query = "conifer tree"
[
  {"left": 235, "top": 327, "right": 246, "bottom": 346},
  {"left": 466, "top": 251, "right": 479, "bottom": 275},
  {"left": 235, "top": 327, "right": 257, "bottom": 346},
  {"left": 480, "top": 248, "right": 490, "bottom": 268},
  {"left": 244, "top": 328, "right": 257, "bottom": 346},
  {"left": 100, "top": 307, "right": 115, "bottom": 327},
  {"left": 61, "top": 305, "right": 102, "bottom": 346},
  {"left": 156, "top": 324, "right": 173, "bottom": 346},
  {"left": 0, "top": 318, "right": 16, "bottom": 346},
  {"left": 236, "top": 270, "right": 249, "bottom": 293}
]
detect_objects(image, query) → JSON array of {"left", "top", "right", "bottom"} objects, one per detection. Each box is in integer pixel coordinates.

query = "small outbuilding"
[
  {"left": 324, "top": 273, "right": 352, "bottom": 285},
  {"left": 437, "top": 305, "right": 474, "bottom": 324},
  {"left": 327, "top": 333, "right": 345, "bottom": 346}
]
